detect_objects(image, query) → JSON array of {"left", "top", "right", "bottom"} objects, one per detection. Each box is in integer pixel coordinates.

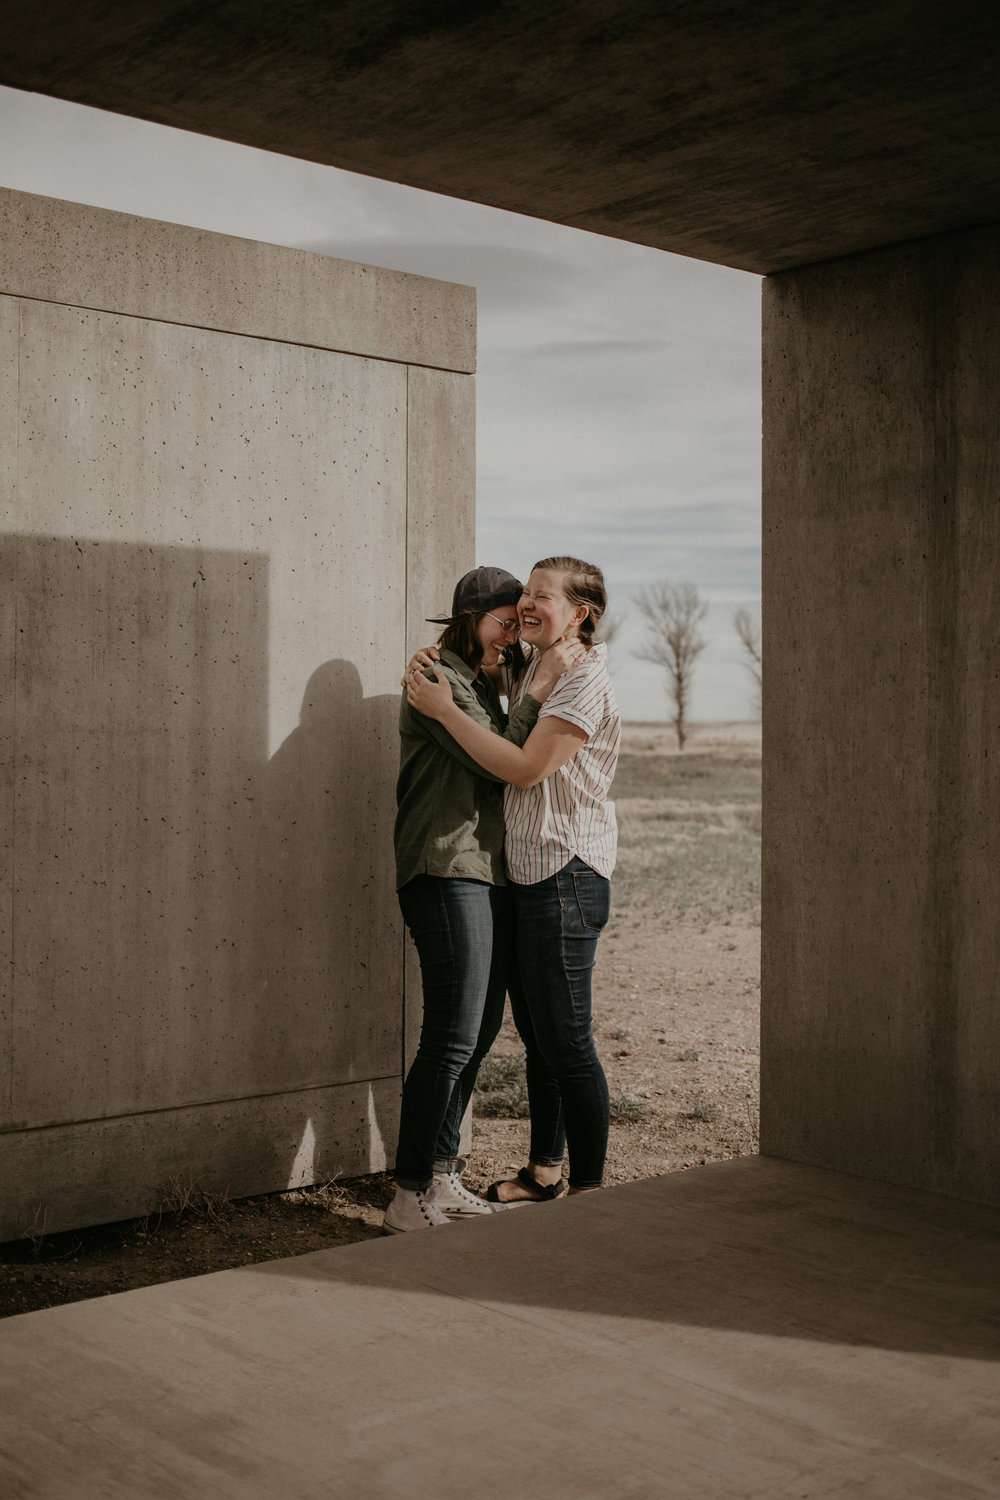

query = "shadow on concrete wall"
[
  {"left": 252, "top": 659, "right": 400, "bottom": 1179},
  {"left": 4, "top": 533, "right": 271, "bottom": 1126},
  {"left": 1, "top": 536, "right": 401, "bottom": 1231}
]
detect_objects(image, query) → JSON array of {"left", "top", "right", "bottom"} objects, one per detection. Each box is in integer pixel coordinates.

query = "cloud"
[
  {"left": 303, "top": 239, "right": 580, "bottom": 308},
  {"left": 0, "top": 83, "right": 763, "bottom": 719},
  {"left": 521, "top": 338, "right": 671, "bottom": 359}
]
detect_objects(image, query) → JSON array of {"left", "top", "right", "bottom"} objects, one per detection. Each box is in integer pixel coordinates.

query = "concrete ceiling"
[{"left": 4, "top": 2, "right": 1000, "bottom": 274}]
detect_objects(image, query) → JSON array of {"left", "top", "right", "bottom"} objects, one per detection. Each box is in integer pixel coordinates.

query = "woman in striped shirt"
[
  {"left": 405, "top": 556, "right": 620, "bottom": 1202},
  {"left": 386, "top": 566, "right": 582, "bottom": 1234}
]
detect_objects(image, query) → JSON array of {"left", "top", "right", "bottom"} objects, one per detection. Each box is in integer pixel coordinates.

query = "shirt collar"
[{"left": 438, "top": 647, "right": 479, "bottom": 685}]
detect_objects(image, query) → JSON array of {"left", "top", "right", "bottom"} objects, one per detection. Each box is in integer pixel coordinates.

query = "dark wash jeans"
[
  {"left": 509, "top": 856, "right": 611, "bottom": 1190},
  {"left": 394, "top": 876, "right": 508, "bottom": 1191}
]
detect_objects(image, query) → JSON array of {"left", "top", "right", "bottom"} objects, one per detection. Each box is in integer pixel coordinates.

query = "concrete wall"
[
  {"left": 0, "top": 188, "right": 475, "bottom": 1239},
  {"left": 761, "top": 223, "right": 1000, "bottom": 1204}
]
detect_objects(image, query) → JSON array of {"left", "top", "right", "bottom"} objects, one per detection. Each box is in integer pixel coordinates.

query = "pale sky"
[{"left": 0, "top": 85, "right": 762, "bottom": 722}]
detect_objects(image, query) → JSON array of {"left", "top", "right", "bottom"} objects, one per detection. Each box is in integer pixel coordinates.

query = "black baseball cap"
[{"left": 427, "top": 566, "right": 523, "bottom": 623}]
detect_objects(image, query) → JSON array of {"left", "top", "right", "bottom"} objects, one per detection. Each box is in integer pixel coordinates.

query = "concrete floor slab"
[{"left": 2, "top": 1158, "right": 998, "bottom": 1498}]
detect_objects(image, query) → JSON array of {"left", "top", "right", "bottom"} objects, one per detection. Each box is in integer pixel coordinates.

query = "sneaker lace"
[
  {"left": 415, "top": 1189, "right": 449, "bottom": 1222},
  {"left": 441, "top": 1172, "right": 483, "bottom": 1207}
]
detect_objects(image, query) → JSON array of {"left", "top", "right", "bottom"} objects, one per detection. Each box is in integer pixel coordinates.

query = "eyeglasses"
[{"left": 485, "top": 613, "right": 520, "bottom": 636}]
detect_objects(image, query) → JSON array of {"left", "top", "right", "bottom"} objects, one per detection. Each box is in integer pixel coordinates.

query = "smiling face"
[
  {"left": 517, "top": 568, "right": 588, "bottom": 652},
  {"left": 475, "top": 605, "right": 520, "bottom": 671}
]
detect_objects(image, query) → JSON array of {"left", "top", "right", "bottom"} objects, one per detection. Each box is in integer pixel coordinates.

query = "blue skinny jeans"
[
  {"left": 508, "top": 857, "right": 611, "bottom": 1190},
  {"left": 394, "top": 876, "right": 508, "bottom": 1191}
]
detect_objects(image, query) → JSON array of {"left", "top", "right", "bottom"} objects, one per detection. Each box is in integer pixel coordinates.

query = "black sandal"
[{"left": 486, "top": 1167, "right": 567, "bottom": 1203}]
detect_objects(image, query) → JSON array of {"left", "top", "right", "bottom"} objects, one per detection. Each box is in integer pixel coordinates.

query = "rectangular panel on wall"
[
  {"left": 9, "top": 533, "right": 269, "bottom": 1124},
  {"left": 402, "top": 367, "right": 476, "bottom": 1067},
  {"left": 10, "top": 301, "right": 407, "bottom": 1126},
  {"left": 0, "top": 1077, "right": 399, "bottom": 1243},
  {"left": 0, "top": 193, "right": 474, "bottom": 1233},
  {"left": 0, "top": 187, "right": 476, "bottom": 375},
  {"left": 405, "top": 366, "right": 476, "bottom": 644}
]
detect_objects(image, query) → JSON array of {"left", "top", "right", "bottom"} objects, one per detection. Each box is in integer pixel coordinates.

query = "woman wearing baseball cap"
[
  {"left": 404, "top": 556, "right": 619, "bottom": 1210},
  {"left": 384, "top": 567, "right": 582, "bottom": 1233}
]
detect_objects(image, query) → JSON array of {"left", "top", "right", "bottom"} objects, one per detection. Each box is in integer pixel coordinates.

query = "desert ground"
[
  {"left": 467, "top": 720, "right": 761, "bottom": 1193},
  {"left": 0, "top": 722, "right": 761, "bottom": 1317}
]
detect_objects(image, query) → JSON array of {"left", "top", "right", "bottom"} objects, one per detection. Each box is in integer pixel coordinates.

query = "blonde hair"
[{"left": 531, "top": 556, "right": 607, "bottom": 643}]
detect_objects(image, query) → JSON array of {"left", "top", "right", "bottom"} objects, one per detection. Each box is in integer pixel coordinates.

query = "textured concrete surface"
[
  {"left": 2, "top": 5, "right": 1000, "bottom": 273},
  {"left": 761, "top": 223, "right": 1000, "bottom": 1205},
  {"left": 403, "top": 365, "right": 477, "bottom": 1071},
  {"left": 1, "top": 1158, "right": 997, "bottom": 1499},
  {"left": 0, "top": 193, "right": 474, "bottom": 1238},
  {"left": 0, "top": 188, "right": 475, "bottom": 373},
  {"left": 0, "top": 1079, "right": 399, "bottom": 1237}
]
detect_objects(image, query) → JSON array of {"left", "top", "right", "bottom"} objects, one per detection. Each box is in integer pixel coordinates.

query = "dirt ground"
[{"left": 0, "top": 722, "right": 760, "bottom": 1319}]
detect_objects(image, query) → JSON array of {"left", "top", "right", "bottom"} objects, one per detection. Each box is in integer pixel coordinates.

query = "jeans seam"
[{"left": 394, "top": 877, "right": 501, "bottom": 1188}]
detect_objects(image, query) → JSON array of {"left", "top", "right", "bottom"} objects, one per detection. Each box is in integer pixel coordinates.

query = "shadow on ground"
[{"left": 248, "top": 1157, "right": 1000, "bottom": 1364}]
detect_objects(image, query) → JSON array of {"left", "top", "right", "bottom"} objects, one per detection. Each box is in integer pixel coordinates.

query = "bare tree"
[
  {"left": 733, "top": 607, "right": 762, "bottom": 718},
  {"left": 633, "top": 581, "right": 708, "bottom": 750}
]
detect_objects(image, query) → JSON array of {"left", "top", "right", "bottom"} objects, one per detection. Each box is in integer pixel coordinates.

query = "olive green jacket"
[{"left": 394, "top": 650, "right": 540, "bottom": 888}]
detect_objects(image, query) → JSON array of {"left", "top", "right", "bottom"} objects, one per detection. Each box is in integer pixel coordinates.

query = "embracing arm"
[
  {"left": 403, "top": 643, "right": 570, "bottom": 715},
  {"left": 406, "top": 670, "right": 521, "bottom": 783},
  {"left": 406, "top": 664, "right": 588, "bottom": 788},
  {"left": 402, "top": 638, "right": 585, "bottom": 770}
]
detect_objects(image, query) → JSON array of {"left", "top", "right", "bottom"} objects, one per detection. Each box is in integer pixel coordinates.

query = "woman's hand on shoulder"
[
  {"left": 531, "top": 635, "right": 588, "bottom": 700},
  {"left": 405, "top": 661, "right": 455, "bottom": 721},
  {"left": 401, "top": 646, "right": 439, "bottom": 688}
]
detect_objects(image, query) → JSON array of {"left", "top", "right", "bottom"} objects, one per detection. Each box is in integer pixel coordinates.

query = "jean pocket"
[{"left": 570, "top": 867, "right": 611, "bottom": 932}]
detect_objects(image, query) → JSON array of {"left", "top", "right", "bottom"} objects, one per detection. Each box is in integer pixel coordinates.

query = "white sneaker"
[
  {"left": 382, "top": 1186, "right": 452, "bottom": 1234},
  {"left": 431, "top": 1170, "right": 502, "bottom": 1217}
]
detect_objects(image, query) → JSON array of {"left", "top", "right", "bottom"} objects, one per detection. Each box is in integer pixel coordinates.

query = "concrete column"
[
  {"left": 761, "top": 223, "right": 1000, "bottom": 1203},
  {"left": 0, "top": 189, "right": 475, "bottom": 1238}
]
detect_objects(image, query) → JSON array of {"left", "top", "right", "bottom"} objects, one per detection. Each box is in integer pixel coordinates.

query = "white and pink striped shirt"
[{"left": 504, "top": 642, "right": 620, "bottom": 884}]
